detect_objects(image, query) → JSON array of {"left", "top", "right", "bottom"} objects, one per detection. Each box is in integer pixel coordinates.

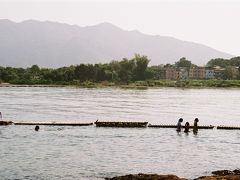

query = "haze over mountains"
[{"left": 0, "top": 19, "right": 232, "bottom": 68}]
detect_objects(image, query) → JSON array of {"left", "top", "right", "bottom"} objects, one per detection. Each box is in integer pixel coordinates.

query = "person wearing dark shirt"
[
  {"left": 193, "top": 118, "right": 199, "bottom": 134},
  {"left": 176, "top": 118, "right": 183, "bottom": 132},
  {"left": 184, "top": 122, "right": 190, "bottom": 133}
]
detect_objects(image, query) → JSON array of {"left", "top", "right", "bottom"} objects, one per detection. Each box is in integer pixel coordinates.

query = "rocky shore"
[{"left": 105, "top": 169, "right": 240, "bottom": 180}]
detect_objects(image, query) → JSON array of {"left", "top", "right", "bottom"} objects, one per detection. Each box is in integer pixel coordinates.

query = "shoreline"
[
  {"left": 106, "top": 169, "right": 240, "bottom": 180},
  {"left": 0, "top": 84, "right": 66, "bottom": 87},
  {"left": 2, "top": 79, "right": 240, "bottom": 89}
]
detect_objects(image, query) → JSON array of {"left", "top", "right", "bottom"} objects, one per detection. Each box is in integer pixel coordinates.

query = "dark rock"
[
  {"left": 106, "top": 170, "right": 240, "bottom": 180},
  {"left": 193, "top": 176, "right": 207, "bottom": 180},
  {"left": 105, "top": 173, "right": 187, "bottom": 180},
  {"left": 233, "top": 169, "right": 240, "bottom": 175},
  {"left": 212, "top": 170, "right": 234, "bottom": 176},
  {"left": 194, "top": 175, "right": 240, "bottom": 180},
  {"left": 194, "top": 169, "right": 240, "bottom": 180}
]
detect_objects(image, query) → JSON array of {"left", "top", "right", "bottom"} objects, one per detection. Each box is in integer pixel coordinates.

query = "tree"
[
  {"left": 0, "top": 67, "right": 19, "bottom": 82},
  {"left": 223, "top": 66, "right": 233, "bottom": 80},
  {"left": 229, "top": 56, "right": 240, "bottom": 66},
  {"left": 175, "top": 57, "right": 192, "bottom": 69},
  {"left": 30, "top": 65, "right": 40, "bottom": 75},
  {"left": 206, "top": 58, "right": 230, "bottom": 68},
  {"left": 74, "top": 64, "right": 88, "bottom": 82},
  {"left": 119, "top": 58, "right": 136, "bottom": 83},
  {"left": 133, "top": 54, "right": 150, "bottom": 80},
  {"left": 147, "top": 65, "right": 165, "bottom": 80},
  {"left": 94, "top": 64, "right": 107, "bottom": 82}
]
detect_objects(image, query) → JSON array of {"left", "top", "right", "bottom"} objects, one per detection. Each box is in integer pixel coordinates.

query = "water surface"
[{"left": 0, "top": 87, "right": 240, "bottom": 179}]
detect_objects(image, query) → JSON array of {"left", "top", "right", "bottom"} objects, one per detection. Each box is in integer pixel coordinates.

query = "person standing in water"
[
  {"left": 193, "top": 118, "right": 199, "bottom": 134},
  {"left": 176, "top": 118, "right": 183, "bottom": 132},
  {"left": 184, "top": 122, "right": 190, "bottom": 133}
]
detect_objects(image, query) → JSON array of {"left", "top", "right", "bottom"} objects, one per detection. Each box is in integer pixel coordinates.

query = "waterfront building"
[
  {"left": 205, "top": 69, "right": 215, "bottom": 79},
  {"left": 179, "top": 67, "right": 188, "bottom": 79},
  {"left": 165, "top": 67, "right": 179, "bottom": 80},
  {"left": 189, "top": 67, "right": 205, "bottom": 79},
  {"left": 213, "top": 66, "right": 225, "bottom": 79},
  {"left": 230, "top": 66, "right": 240, "bottom": 79}
]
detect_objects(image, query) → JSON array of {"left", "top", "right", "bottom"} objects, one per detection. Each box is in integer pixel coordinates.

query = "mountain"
[{"left": 0, "top": 19, "right": 232, "bottom": 67}]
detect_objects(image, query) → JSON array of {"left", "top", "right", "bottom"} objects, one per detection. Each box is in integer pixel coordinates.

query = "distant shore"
[
  {"left": 1, "top": 80, "right": 240, "bottom": 89},
  {"left": 0, "top": 84, "right": 65, "bottom": 88}
]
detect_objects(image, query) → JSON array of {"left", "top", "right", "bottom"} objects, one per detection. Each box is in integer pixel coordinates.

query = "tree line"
[
  {"left": 1, "top": 55, "right": 240, "bottom": 85},
  {"left": 0, "top": 54, "right": 158, "bottom": 85}
]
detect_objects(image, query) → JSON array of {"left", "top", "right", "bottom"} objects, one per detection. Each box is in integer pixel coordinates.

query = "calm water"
[{"left": 0, "top": 87, "right": 240, "bottom": 179}]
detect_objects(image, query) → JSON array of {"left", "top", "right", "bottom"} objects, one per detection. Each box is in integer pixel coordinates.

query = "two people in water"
[{"left": 177, "top": 118, "right": 199, "bottom": 134}]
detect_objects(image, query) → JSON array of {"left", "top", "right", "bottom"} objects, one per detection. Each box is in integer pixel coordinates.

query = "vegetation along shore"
[{"left": 1, "top": 55, "right": 240, "bottom": 88}]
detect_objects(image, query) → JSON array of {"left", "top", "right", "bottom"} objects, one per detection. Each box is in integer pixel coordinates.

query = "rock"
[
  {"left": 212, "top": 170, "right": 234, "bottom": 176},
  {"left": 193, "top": 176, "right": 207, "bottom": 179},
  {"left": 194, "top": 175, "right": 240, "bottom": 180},
  {"left": 106, "top": 169, "right": 240, "bottom": 180},
  {"left": 233, "top": 169, "right": 240, "bottom": 175},
  {"left": 105, "top": 173, "right": 187, "bottom": 180},
  {"left": 194, "top": 169, "right": 240, "bottom": 180}
]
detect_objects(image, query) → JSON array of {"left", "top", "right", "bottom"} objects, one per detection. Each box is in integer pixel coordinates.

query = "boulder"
[
  {"left": 105, "top": 173, "right": 187, "bottom": 180},
  {"left": 194, "top": 169, "right": 240, "bottom": 180},
  {"left": 212, "top": 170, "right": 234, "bottom": 176},
  {"left": 194, "top": 175, "right": 240, "bottom": 180},
  {"left": 233, "top": 169, "right": 240, "bottom": 175}
]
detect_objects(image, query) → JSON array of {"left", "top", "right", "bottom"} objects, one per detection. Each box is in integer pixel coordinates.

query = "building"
[
  {"left": 165, "top": 67, "right": 179, "bottom": 80},
  {"left": 205, "top": 69, "right": 215, "bottom": 79},
  {"left": 164, "top": 65, "right": 238, "bottom": 80},
  {"left": 179, "top": 68, "right": 188, "bottom": 79},
  {"left": 213, "top": 66, "right": 225, "bottom": 79},
  {"left": 189, "top": 67, "right": 205, "bottom": 79},
  {"left": 230, "top": 66, "right": 240, "bottom": 79}
]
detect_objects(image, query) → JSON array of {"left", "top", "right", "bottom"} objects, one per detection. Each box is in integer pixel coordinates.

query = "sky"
[{"left": 0, "top": 0, "right": 239, "bottom": 56}]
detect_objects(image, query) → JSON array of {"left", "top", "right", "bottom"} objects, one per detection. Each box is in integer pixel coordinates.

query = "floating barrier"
[
  {"left": 0, "top": 120, "right": 13, "bottom": 125},
  {"left": 148, "top": 124, "right": 177, "bottom": 128},
  {"left": 217, "top": 126, "right": 240, "bottom": 130},
  {"left": 14, "top": 122, "right": 93, "bottom": 126},
  {"left": 148, "top": 124, "right": 214, "bottom": 129},
  {"left": 95, "top": 121, "right": 148, "bottom": 128},
  {"left": 2, "top": 120, "right": 240, "bottom": 130}
]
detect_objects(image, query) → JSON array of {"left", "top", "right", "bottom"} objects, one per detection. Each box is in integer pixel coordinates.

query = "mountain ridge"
[{"left": 0, "top": 19, "right": 232, "bottom": 67}]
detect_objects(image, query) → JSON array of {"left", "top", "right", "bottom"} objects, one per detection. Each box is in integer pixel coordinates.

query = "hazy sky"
[{"left": 0, "top": 0, "right": 239, "bottom": 56}]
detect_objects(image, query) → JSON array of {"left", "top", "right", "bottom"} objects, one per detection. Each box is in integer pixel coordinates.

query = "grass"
[{"left": 2, "top": 79, "right": 240, "bottom": 88}]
